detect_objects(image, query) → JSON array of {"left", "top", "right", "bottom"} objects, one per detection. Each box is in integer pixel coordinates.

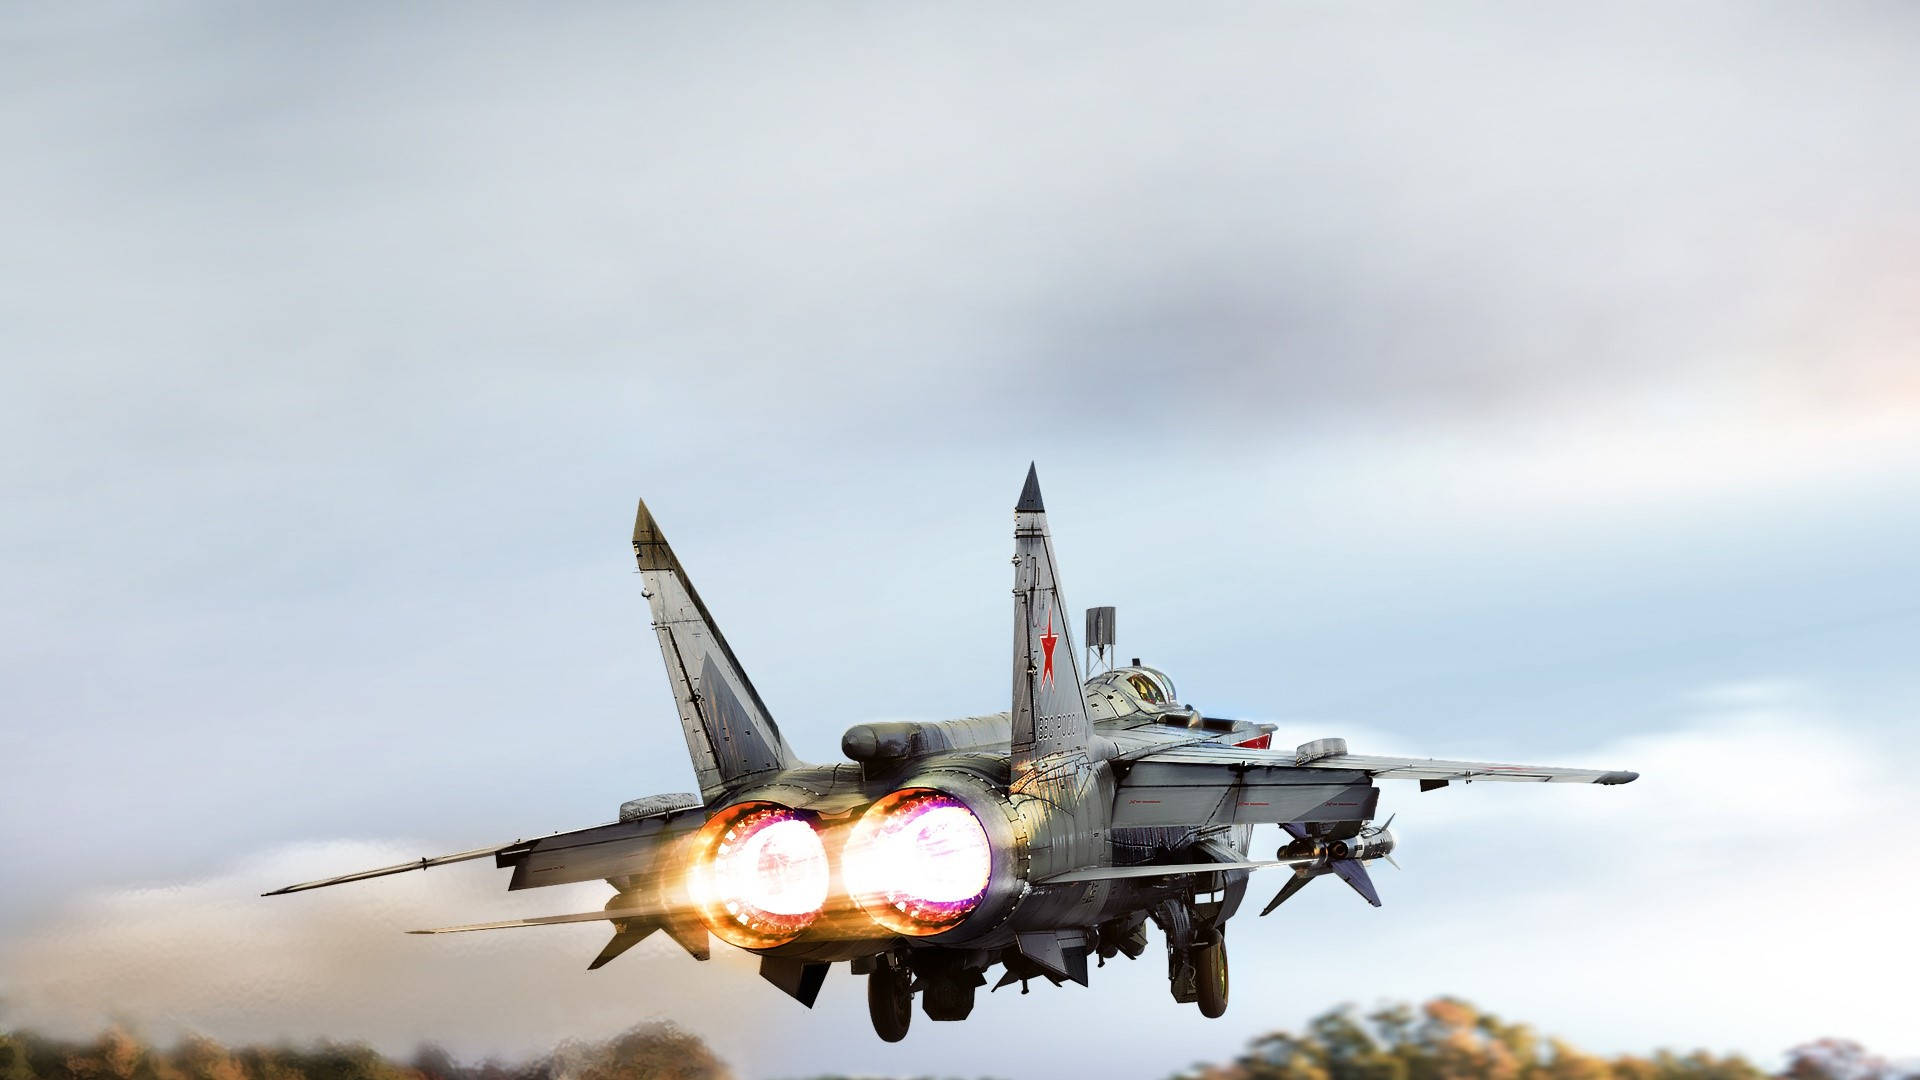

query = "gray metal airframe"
[{"left": 266, "top": 466, "right": 1636, "bottom": 1039}]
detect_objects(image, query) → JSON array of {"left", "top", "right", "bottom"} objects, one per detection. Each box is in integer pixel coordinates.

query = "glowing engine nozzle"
[
  {"left": 845, "top": 788, "right": 992, "bottom": 936},
  {"left": 687, "top": 802, "right": 828, "bottom": 948}
]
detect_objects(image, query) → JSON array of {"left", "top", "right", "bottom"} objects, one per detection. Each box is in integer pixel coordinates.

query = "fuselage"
[{"left": 674, "top": 665, "right": 1263, "bottom": 961}]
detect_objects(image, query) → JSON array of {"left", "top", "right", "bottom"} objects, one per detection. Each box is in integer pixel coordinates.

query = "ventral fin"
[
  {"left": 587, "top": 920, "right": 657, "bottom": 971},
  {"left": 758, "top": 956, "right": 830, "bottom": 1007}
]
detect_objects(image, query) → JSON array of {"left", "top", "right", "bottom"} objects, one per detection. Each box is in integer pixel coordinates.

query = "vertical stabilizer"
[
  {"left": 1009, "top": 464, "right": 1094, "bottom": 775},
  {"left": 633, "top": 500, "right": 800, "bottom": 801}
]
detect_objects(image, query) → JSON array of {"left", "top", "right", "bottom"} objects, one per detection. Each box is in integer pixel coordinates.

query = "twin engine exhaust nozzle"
[{"left": 685, "top": 789, "right": 995, "bottom": 950}]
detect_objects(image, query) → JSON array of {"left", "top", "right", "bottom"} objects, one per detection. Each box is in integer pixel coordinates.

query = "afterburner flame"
[
  {"left": 688, "top": 803, "right": 828, "bottom": 947},
  {"left": 845, "top": 789, "right": 992, "bottom": 936}
]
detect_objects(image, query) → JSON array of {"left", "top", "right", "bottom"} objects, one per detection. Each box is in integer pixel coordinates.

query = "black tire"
[
  {"left": 922, "top": 977, "right": 977, "bottom": 1021},
  {"left": 868, "top": 964, "right": 913, "bottom": 1042},
  {"left": 1194, "top": 937, "right": 1229, "bottom": 1018}
]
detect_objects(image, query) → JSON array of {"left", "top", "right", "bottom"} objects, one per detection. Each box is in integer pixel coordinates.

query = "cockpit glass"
[{"left": 1125, "top": 673, "right": 1166, "bottom": 705}]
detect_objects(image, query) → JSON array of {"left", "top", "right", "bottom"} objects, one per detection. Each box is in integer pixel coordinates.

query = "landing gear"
[
  {"left": 1192, "top": 932, "right": 1229, "bottom": 1018},
  {"left": 1152, "top": 887, "right": 1228, "bottom": 1014},
  {"left": 867, "top": 955, "right": 914, "bottom": 1042},
  {"left": 922, "top": 976, "right": 978, "bottom": 1021}
]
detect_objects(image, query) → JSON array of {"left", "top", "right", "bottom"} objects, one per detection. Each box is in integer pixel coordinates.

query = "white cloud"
[{"left": 1239, "top": 682, "right": 1920, "bottom": 1063}]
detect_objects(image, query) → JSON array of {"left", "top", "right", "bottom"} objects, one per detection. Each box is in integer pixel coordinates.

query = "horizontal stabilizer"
[
  {"left": 264, "top": 802, "right": 706, "bottom": 899},
  {"left": 498, "top": 808, "right": 705, "bottom": 891}
]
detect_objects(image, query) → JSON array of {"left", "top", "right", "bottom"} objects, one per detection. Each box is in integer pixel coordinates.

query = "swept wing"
[{"left": 1140, "top": 742, "right": 1639, "bottom": 784}]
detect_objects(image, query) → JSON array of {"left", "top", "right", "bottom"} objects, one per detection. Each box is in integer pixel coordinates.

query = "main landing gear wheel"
[
  {"left": 1194, "top": 934, "right": 1229, "bottom": 1018},
  {"left": 868, "top": 960, "right": 914, "bottom": 1042},
  {"left": 922, "top": 977, "right": 977, "bottom": 1021}
]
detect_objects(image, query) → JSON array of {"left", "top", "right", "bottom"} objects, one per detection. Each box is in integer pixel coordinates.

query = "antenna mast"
[{"left": 1085, "top": 606, "right": 1116, "bottom": 675}]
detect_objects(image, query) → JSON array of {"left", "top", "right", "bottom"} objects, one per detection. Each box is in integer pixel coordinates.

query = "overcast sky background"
[{"left": 3, "top": 3, "right": 1918, "bottom": 1078}]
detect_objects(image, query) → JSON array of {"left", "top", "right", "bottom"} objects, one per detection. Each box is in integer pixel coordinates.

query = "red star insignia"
[{"left": 1040, "top": 605, "right": 1060, "bottom": 689}]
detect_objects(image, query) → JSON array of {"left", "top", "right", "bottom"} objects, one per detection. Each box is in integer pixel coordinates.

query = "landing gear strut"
[{"left": 867, "top": 955, "right": 914, "bottom": 1042}]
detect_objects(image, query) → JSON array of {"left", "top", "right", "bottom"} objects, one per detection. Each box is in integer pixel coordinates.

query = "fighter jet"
[{"left": 267, "top": 465, "right": 1637, "bottom": 1040}]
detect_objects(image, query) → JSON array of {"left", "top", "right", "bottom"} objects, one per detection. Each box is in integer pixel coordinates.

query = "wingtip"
[
  {"left": 632, "top": 498, "right": 657, "bottom": 542},
  {"left": 1016, "top": 462, "right": 1044, "bottom": 513},
  {"left": 1596, "top": 770, "right": 1640, "bottom": 785}
]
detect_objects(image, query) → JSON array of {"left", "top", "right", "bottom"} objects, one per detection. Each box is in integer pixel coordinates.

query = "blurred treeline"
[
  {"left": 1, "top": 998, "right": 1909, "bottom": 1080},
  {"left": 1172, "top": 999, "right": 1912, "bottom": 1080},
  {"left": 0, "top": 1026, "right": 726, "bottom": 1080}
]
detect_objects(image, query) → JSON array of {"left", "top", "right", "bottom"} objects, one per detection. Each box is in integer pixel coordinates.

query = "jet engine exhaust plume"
[
  {"left": 686, "top": 802, "right": 829, "bottom": 948},
  {"left": 844, "top": 789, "right": 992, "bottom": 936}
]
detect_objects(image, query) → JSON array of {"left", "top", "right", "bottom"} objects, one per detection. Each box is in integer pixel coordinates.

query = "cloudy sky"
[{"left": 3, "top": 3, "right": 1917, "bottom": 1078}]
